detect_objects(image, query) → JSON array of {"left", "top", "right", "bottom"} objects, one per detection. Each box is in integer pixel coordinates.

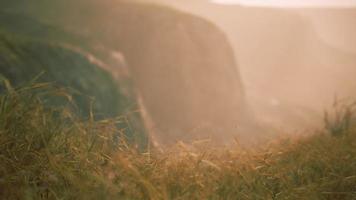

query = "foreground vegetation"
[{"left": 0, "top": 83, "right": 355, "bottom": 200}]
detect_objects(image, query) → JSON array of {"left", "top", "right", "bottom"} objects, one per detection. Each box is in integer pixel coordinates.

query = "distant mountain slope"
[
  {"left": 301, "top": 8, "right": 356, "bottom": 54},
  {"left": 145, "top": 1, "right": 356, "bottom": 130}
]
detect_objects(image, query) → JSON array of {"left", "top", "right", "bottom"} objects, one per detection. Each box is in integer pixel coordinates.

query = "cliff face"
[
  {"left": 0, "top": 0, "right": 249, "bottom": 143},
  {"left": 149, "top": 1, "right": 356, "bottom": 129},
  {"left": 109, "top": 3, "right": 247, "bottom": 142}
]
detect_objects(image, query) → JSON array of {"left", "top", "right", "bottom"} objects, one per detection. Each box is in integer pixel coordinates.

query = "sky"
[{"left": 211, "top": 0, "right": 356, "bottom": 7}]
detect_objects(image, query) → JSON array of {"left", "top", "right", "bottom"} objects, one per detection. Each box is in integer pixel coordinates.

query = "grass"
[{"left": 0, "top": 82, "right": 355, "bottom": 200}]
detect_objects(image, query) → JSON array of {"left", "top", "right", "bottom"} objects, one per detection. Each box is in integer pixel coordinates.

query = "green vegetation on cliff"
[
  {"left": 0, "top": 30, "right": 147, "bottom": 146},
  {"left": 0, "top": 32, "right": 124, "bottom": 118}
]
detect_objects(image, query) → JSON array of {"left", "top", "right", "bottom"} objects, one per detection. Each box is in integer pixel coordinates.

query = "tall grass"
[
  {"left": 324, "top": 98, "right": 356, "bottom": 137},
  {"left": 0, "top": 82, "right": 355, "bottom": 200}
]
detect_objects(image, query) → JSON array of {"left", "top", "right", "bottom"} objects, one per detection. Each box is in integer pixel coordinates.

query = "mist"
[
  {"left": 1, "top": 0, "right": 356, "bottom": 144},
  {"left": 138, "top": 0, "right": 356, "bottom": 138},
  {"left": 19, "top": 0, "right": 356, "bottom": 145},
  {"left": 211, "top": 0, "right": 356, "bottom": 7}
]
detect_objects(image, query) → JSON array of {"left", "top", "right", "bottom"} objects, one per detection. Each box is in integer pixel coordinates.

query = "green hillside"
[
  {"left": 0, "top": 0, "right": 150, "bottom": 147},
  {"left": 0, "top": 30, "right": 147, "bottom": 145}
]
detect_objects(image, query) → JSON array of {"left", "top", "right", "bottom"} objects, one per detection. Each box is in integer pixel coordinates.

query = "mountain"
[{"left": 0, "top": 0, "right": 250, "bottom": 144}]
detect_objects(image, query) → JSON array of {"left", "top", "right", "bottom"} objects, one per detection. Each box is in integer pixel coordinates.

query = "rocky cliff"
[{"left": 151, "top": 1, "right": 356, "bottom": 130}]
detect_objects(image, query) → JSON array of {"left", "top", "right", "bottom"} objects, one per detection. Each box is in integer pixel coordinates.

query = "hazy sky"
[{"left": 211, "top": 0, "right": 356, "bottom": 7}]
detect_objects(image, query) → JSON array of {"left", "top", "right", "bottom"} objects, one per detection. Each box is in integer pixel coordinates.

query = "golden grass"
[{"left": 0, "top": 82, "right": 355, "bottom": 200}]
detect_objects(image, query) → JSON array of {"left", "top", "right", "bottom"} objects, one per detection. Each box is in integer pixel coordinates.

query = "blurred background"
[
  {"left": 142, "top": 0, "right": 356, "bottom": 133},
  {"left": 1, "top": 0, "right": 355, "bottom": 144}
]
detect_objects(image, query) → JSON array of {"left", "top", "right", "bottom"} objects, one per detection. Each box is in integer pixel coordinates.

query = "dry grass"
[{"left": 0, "top": 82, "right": 355, "bottom": 200}]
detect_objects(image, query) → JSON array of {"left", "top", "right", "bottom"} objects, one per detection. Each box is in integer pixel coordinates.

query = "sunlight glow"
[{"left": 211, "top": 0, "right": 356, "bottom": 7}]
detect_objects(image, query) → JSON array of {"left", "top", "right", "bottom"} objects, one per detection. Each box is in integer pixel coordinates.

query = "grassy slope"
[
  {"left": 0, "top": 85, "right": 355, "bottom": 200},
  {"left": 0, "top": 5, "right": 149, "bottom": 145}
]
